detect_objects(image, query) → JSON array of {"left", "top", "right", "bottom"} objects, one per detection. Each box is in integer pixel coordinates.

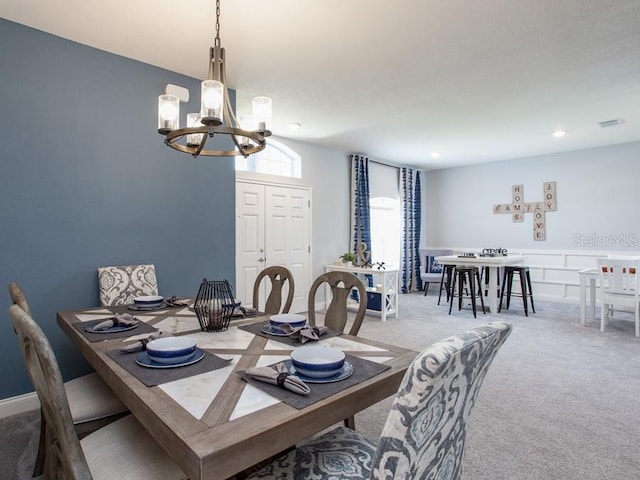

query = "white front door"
[{"left": 236, "top": 181, "right": 311, "bottom": 313}]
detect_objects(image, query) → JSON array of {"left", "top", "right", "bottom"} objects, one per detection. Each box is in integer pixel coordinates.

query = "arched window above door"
[{"left": 235, "top": 139, "right": 302, "bottom": 178}]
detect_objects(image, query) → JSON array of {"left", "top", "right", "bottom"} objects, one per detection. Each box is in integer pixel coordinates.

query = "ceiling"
[{"left": 2, "top": 0, "right": 640, "bottom": 170}]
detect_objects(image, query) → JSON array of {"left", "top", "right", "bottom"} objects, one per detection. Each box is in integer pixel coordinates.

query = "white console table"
[{"left": 324, "top": 264, "right": 399, "bottom": 322}]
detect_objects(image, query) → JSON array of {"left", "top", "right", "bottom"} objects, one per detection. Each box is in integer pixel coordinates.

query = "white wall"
[{"left": 423, "top": 140, "right": 640, "bottom": 252}]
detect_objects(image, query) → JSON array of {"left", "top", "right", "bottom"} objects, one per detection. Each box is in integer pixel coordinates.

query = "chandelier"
[{"left": 157, "top": 0, "right": 272, "bottom": 158}]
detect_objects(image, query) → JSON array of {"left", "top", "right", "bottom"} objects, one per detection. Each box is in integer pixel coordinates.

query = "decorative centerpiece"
[{"left": 194, "top": 279, "right": 235, "bottom": 332}]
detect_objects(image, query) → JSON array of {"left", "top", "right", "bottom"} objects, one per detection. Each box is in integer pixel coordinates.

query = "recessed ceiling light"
[
  {"left": 431, "top": 152, "right": 440, "bottom": 158},
  {"left": 287, "top": 123, "right": 301, "bottom": 129},
  {"left": 552, "top": 130, "right": 566, "bottom": 138}
]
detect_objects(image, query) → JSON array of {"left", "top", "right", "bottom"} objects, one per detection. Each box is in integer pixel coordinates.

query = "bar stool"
[
  {"left": 499, "top": 266, "right": 535, "bottom": 316},
  {"left": 480, "top": 266, "right": 501, "bottom": 298},
  {"left": 437, "top": 264, "right": 456, "bottom": 305},
  {"left": 448, "top": 266, "right": 485, "bottom": 318}
]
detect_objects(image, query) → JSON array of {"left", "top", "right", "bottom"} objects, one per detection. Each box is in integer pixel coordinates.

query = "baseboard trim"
[{"left": 0, "top": 391, "right": 40, "bottom": 419}]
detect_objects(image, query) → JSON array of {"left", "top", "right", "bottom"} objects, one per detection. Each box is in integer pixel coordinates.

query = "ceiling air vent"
[{"left": 598, "top": 118, "right": 625, "bottom": 128}]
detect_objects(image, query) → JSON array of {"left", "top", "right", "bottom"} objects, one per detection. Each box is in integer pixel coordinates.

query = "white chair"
[
  {"left": 419, "top": 248, "right": 453, "bottom": 301},
  {"left": 98, "top": 264, "right": 158, "bottom": 306},
  {"left": 597, "top": 258, "right": 640, "bottom": 337},
  {"left": 9, "top": 282, "right": 128, "bottom": 477},
  {"left": 8, "top": 304, "right": 187, "bottom": 480},
  {"left": 246, "top": 322, "right": 513, "bottom": 480}
]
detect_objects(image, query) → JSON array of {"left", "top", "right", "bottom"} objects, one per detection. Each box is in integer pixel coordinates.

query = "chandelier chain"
[{"left": 214, "top": 0, "right": 221, "bottom": 47}]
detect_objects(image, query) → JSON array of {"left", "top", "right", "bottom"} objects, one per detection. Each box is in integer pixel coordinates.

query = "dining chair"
[
  {"left": 419, "top": 248, "right": 453, "bottom": 300},
  {"left": 8, "top": 304, "right": 187, "bottom": 480},
  {"left": 307, "top": 271, "right": 367, "bottom": 336},
  {"left": 245, "top": 321, "right": 513, "bottom": 480},
  {"left": 597, "top": 257, "right": 640, "bottom": 337},
  {"left": 252, "top": 265, "right": 295, "bottom": 315},
  {"left": 98, "top": 263, "right": 158, "bottom": 306},
  {"left": 9, "top": 282, "right": 128, "bottom": 477}
]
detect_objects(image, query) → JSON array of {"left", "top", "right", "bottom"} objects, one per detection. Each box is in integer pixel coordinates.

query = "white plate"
[
  {"left": 86, "top": 323, "right": 139, "bottom": 334},
  {"left": 135, "top": 349, "right": 205, "bottom": 369},
  {"left": 287, "top": 360, "right": 354, "bottom": 383},
  {"left": 128, "top": 303, "right": 167, "bottom": 311},
  {"left": 261, "top": 324, "right": 290, "bottom": 337}
]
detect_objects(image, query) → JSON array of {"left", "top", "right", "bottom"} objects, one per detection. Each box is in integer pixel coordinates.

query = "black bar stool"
[
  {"left": 499, "top": 266, "right": 535, "bottom": 316},
  {"left": 449, "top": 266, "right": 485, "bottom": 318},
  {"left": 437, "top": 264, "right": 455, "bottom": 305}
]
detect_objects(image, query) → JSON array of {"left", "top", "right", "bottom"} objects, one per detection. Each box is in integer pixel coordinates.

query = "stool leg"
[
  {"left": 424, "top": 282, "right": 429, "bottom": 296},
  {"left": 475, "top": 269, "right": 486, "bottom": 314},
  {"left": 469, "top": 270, "right": 477, "bottom": 318},
  {"left": 505, "top": 270, "right": 513, "bottom": 310},
  {"left": 519, "top": 270, "right": 529, "bottom": 316},
  {"left": 499, "top": 268, "right": 507, "bottom": 312},
  {"left": 448, "top": 270, "right": 456, "bottom": 315},
  {"left": 437, "top": 268, "right": 446, "bottom": 304},
  {"left": 526, "top": 270, "right": 536, "bottom": 313},
  {"left": 458, "top": 271, "right": 465, "bottom": 312}
]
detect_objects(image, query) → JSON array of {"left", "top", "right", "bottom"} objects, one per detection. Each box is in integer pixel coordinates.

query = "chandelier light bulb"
[
  {"left": 186, "top": 113, "right": 204, "bottom": 146},
  {"left": 157, "top": 95, "right": 179, "bottom": 133},
  {"left": 252, "top": 96, "right": 272, "bottom": 131},
  {"left": 201, "top": 80, "right": 224, "bottom": 125}
]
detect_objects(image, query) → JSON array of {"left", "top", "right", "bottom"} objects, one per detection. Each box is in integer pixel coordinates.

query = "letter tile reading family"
[{"left": 493, "top": 181, "right": 557, "bottom": 241}]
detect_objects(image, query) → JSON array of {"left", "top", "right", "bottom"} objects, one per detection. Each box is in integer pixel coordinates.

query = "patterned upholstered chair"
[
  {"left": 98, "top": 264, "right": 158, "bottom": 306},
  {"left": 8, "top": 304, "right": 187, "bottom": 480},
  {"left": 246, "top": 322, "right": 513, "bottom": 480},
  {"left": 9, "top": 282, "right": 128, "bottom": 477},
  {"left": 253, "top": 266, "right": 295, "bottom": 315}
]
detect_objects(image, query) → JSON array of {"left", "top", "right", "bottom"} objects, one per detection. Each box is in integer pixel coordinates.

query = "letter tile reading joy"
[{"left": 493, "top": 182, "right": 557, "bottom": 241}]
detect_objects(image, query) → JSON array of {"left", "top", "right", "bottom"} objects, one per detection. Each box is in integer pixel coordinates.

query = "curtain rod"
[{"left": 350, "top": 153, "right": 402, "bottom": 170}]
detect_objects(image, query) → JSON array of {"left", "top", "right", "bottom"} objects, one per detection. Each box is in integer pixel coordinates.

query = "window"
[
  {"left": 368, "top": 163, "right": 401, "bottom": 266},
  {"left": 370, "top": 196, "right": 401, "bottom": 266},
  {"left": 235, "top": 139, "right": 301, "bottom": 178}
]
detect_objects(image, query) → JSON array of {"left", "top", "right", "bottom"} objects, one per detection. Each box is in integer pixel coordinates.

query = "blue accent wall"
[{"left": 0, "top": 19, "right": 236, "bottom": 399}]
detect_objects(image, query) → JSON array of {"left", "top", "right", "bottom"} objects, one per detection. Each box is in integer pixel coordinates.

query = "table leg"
[
  {"left": 488, "top": 266, "right": 499, "bottom": 314},
  {"left": 589, "top": 278, "right": 596, "bottom": 323},
  {"left": 580, "top": 275, "right": 587, "bottom": 326}
]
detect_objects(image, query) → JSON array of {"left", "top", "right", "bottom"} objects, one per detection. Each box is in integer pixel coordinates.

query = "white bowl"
[
  {"left": 133, "top": 295, "right": 164, "bottom": 306},
  {"left": 290, "top": 346, "right": 345, "bottom": 378},
  {"left": 270, "top": 313, "right": 307, "bottom": 330},
  {"left": 146, "top": 337, "right": 197, "bottom": 362}
]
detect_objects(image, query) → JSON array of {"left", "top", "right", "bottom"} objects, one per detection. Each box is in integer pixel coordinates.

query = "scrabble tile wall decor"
[{"left": 493, "top": 181, "right": 557, "bottom": 241}]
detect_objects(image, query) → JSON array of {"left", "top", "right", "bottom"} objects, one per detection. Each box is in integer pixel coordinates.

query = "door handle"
[{"left": 258, "top": 257, "right": 266, "bottom": 262}]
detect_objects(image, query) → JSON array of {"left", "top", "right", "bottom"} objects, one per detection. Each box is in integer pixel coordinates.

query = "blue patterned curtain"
[
  {"left": 401, "top": 168, "right": 422, "bottom": 293},
  {"left": 350, "top": 154, "right": 372, "bottom": 263}
]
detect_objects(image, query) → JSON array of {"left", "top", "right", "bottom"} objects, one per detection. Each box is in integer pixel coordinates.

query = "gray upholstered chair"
[
  {"left": 419, "top": 248, "right": 453, "bottom": 300},
  {"left": 8, "top": 304, "right": 187, "bottom": 480},
  {"left": 252, "top": 265, "right": 295, "bottom": 315},
  {"left": 9, "top": 282, "right": 128, "bottom": 477},
  {"left": 98, "top": 264, "right": 158, "bottom": 306},
  {"left": 246, "top": 322, "right": 512, "bottom": 480},
  {"left": 307, "top": 271, "right": 367, "bottom": 336}
]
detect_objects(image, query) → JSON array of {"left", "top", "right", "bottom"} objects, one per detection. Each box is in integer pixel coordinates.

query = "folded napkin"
[
  {"left": 245, "top": 362, "right": 310, "bottom": 395},
  {"left": 92, "top": 313, "right": 138, "bottom": 331},
  {"left": 165, "top": 296, "right": 189, "bottom": 307},
  {"left": 119, "top": 331, "right": 171, "bottom": 353},
  {"left": 280, "top": 324, "right": 329, "bottom": 344}
]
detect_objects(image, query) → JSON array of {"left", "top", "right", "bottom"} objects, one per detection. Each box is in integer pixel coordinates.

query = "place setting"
[
  {"left": 73, "top": 312, "right": 158, "bottom": 342},
  {"left": 126, "top": 295, "right": 190, "bottom": 311},
  {"left": 239, "top": 313, "right": 342, "bottom": 346},
  {"left": 106, "top": 334, "right": 232, "bottom": 387},
  {"left": 238, "top": 345, "right": 391, "bottom": 409}
]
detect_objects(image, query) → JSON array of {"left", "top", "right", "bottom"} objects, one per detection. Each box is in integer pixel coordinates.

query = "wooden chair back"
[
  {"left": 8, "top": 304, "right": 92, "bottom": 479},
  {"left": 598, "top": 258, "right": 640, "bottom": 294},
  {"left": 307, "top": 271, "right": 367, "bottom": 336},
  {"left": 252, "top": 266, "right": 295, "bottom": 315},
  {"left": 98, "top": 264, "right": 158, "bottom": 306},
  {"left": 9, "top": 281, "right": 32, "bottom": 316},
  {"left": 372, "top": 322, "right": 512, "bottom": 479}
]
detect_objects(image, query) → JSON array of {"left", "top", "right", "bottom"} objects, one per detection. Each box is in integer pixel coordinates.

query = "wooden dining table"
[{"left": 57, "top": 303, "right": 416, "bottom": 480}]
